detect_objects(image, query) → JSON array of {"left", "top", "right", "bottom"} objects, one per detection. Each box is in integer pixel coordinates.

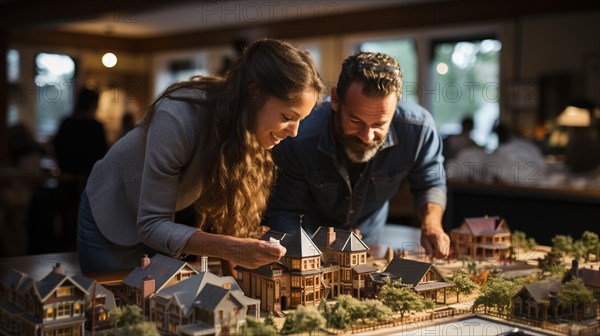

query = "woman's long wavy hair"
[{"left": 142, "top": 39, "right": 324, "bottom": 237}]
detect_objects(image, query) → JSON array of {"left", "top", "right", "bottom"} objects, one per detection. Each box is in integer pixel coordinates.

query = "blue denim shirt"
[{"left": 264, "top": 100, "right": 447, "bottom": 243}]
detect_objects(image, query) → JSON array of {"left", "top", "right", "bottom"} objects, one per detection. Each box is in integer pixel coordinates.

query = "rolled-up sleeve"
[{"left": 409, "top": 114, "right": 447, "bottom": 210}]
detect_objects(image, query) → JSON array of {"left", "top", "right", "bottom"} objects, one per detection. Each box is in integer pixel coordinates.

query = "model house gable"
[
  {"left": 280, "top": 227, "right": 322, "bottom": 259},
  {"left": 366, "top": 258, "right": 454, "bottom": 304},
  {"left": 150, "top": 261, "right": 259, "bottom": 335},
  {"left": 37, "top": 272, "right": 88, "bottom": 303},
  {"left": 0, "top": 264, "right": 117, "bottom": 335},
  {"left": 312, "top": 227, "right": 369, "bottom": 252},
  {"left": 312, "top": 227, "right": 369, "bottom": 267},
  {"left": 122, "top": 254, "right": 199, "bottom": 292}
]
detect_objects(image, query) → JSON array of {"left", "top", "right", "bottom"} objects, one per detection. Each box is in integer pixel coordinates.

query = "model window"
[
  {"left": 292, "top": 259, "right": 300, "bottom": 269},
  {"left": 56, "top": 303, "right": 71, "bottom": 318},
  {"left": 56, "top": 287, "right": 74, "bottom": 297},
  {"left": 45, "top": 307, "right": 54, "bottom": 319}
]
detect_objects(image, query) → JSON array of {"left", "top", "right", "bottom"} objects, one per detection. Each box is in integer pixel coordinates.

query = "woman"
[{"left": 77, "top": 39, "right": 324, "bottom": 273}]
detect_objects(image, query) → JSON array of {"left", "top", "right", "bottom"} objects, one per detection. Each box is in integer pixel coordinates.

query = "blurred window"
[
  {"left": 428, "top": 38, "right": 501, "bottom": 149},
  {"left": 35, "top": 52, "right": 76, "bottom": 141}
]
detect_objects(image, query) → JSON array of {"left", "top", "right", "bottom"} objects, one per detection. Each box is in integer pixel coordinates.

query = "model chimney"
[
  {"left": 141, "top": 275, "right": 155, "bottom": 317},
  {"left": 200, "top": 256, "right": 208, "bottom": 273},
  {"left": 53, "top": 263, "right": 63, "bottom": 274},
  {"left": 570, "top": 259, "right": 579, "bottom": 275},
  {"left": 327, "top": 227, "right": 336, "bottom": 246},
  {"left": 142, "top": 275, "right": 155, "bottom": 299},
  {"left": 141, "top": 254, "right": 151, "bottom": 269}
]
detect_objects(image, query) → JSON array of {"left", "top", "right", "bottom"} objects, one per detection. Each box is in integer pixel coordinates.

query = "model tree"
[
  {"left": 263, "top": 313, "right": 277, "bottom": 329},
  {"left": 552, "top": 235, "right": 574, "bottom": 257},
  {"left": 571, "top": 240, "right": 587, "bottom": 261},
  {"left": 240, "top": 317, "right": 279, "bottom": 336},
  {"left": 328, "top": 295, "right": 360, "bottom": 329},
  {"left": 474, "top": 276, "right": 521, "bottom": 317},
  {"left": 108, "top": 305, "right": 159, "bottom": 336},
  {"left": 538, "top": 250, "right": 566, "bottom": 278},
  {"left": 379, "top": 278, "right": 434, "bottom": 322},
  {"left": 580, "top": 231, "right": 599, "bottom": 262},
  {"left": 281, "top": 305, "right": 325, "bottom": 335},
  {"left": 363, "top": 299, "right": 393, "bottom": 322},
  {"left": 557, "top": 278, "right": 596, "bottom": 321},
  {"left": 449, "top": 269, "right": 478, "bottom": 302},
  {"left": 511, "top": 230, "right": 537, "bottom": 252}
]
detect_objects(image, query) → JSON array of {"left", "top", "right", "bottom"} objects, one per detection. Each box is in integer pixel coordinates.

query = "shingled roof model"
[
  {"left": 312, "top": 227, "right": 369, "bottom": 252},
  {"left": 452, "top": 216, "right": 509, "bottom": 236},
  {"left": 262, "top": 228, "right": 322, "bottom": 258},
  {"left": 517, "top": 279, "right": 561, "bottom": 303},
  {"left": 153, "top": 271, "right": 255, "bottom": 316},
  {"left": 122, "top": 254, "right": 198, "bottom": 291}
]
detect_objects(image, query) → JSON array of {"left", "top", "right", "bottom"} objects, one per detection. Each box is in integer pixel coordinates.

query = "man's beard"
[{"left": 333, "top": 109, "right": 385, "bottom": 163}]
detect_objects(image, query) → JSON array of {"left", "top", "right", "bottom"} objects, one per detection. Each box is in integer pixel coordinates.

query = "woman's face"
[{"left": 253, "top": 90, "right": 317, "bottom": 149}]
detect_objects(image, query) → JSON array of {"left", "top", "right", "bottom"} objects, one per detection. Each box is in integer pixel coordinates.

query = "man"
[{"left": 264, "top": 52, "right": 450, "bottom": 259}]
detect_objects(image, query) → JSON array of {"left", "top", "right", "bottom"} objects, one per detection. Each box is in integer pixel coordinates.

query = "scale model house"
[
  {"left": 450, "top": 216, "right": 511, "bottom": 260},
  {"left": 311, "top": 226, "right": 377, "bottom": 299},
  {"left": 120, "top": 254, "right": 199, "bottom": 316},
  {"left": 513, "top": 260, "right": 598, "bottom": 322},
  {"left": 149, "top": 257, "right": 259, "bottom": 336},
  {"left": 235, "top": 226, "right": 377, "bottom": 315},
  {"left": 0, "top": 263, "right": 115, "bottom": 336},
  {"left": 365, "top": 258, "right": 455, "bottom": 304}
]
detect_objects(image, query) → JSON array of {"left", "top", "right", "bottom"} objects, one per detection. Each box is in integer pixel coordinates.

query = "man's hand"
[
  {"left": 419, "top": 203, "right": 450, "bottom": 259},
  {"left": 421, "top": 224, "right": 450, "bottom": 259}
]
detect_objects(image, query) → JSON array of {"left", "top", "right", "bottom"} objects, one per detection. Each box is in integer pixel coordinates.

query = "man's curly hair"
[{"left": 336, "top": 52, "right": 403, "bottom": 101}]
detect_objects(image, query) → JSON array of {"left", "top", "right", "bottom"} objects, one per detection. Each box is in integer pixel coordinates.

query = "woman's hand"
[
  {"left": 230, "top": 238, "right": 287, "bottom": 269},
  {"left": 183, "top": 231, "right": 286, "bottom": 269}
]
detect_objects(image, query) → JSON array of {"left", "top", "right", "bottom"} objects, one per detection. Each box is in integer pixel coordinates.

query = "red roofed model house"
[{"left": 450, "top": 216, "right": 511, "bottom": 260}]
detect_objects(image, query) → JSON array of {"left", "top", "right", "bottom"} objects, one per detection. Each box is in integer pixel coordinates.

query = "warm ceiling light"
[
  {"left": 556, "top": 106, "right": 591, "bottom": 127},
  {"left": 102, "top": 52, "right": 118, "bottom": 68}
]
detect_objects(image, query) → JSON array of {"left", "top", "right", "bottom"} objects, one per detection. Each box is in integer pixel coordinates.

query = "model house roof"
[
  {"left": 312, "top": 227, "right": 369, "bottom": 252},
  {"left": 153, "top": 270, "right": 250, "bottom": 316},
  {"left": 563, "top": 265, "right": 600, "bottom": 288},
  {"left": 353, "top": 264, "right": 378, "bottom": 274},
  {"left": 1, "top": 267, "right": 115, "bottom": 309},
  {"left": 580, "top": 268, "right": 600, "bottom": 287},
  {"left": 261, "top": 231, "right": 292, "bottom": 245},
  {"left": 382, "top": 258, "right": 450, "bottom": 289},
  {"left": 517, "top": 279, "right": 561, "bottom": 303},
  {"left": 2, "top": 269, "right": 34, "bottom": 293},
  {"left": 195, "top": 284, "right": 231, "bottom": 311},
  {"left": 122, "top": 253, "right": 198, "bottom": 290},
  {"left": 383, "top": 259, "right": 432, "bottom": 286},
  {"left": 194, "top": 283, "right": 258, "bottom": 312},
  {"left": 452, "top": 216, "right": 509, "bottom": 236},
  {"left": 263, "top": 228, "right": 321, "bottom": 258},
  {"left": 71, "top": 274, "right": 117, "bottom": 311},
  {"left": 36, "top": 270, "right": 88, "bottom": 301}
]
